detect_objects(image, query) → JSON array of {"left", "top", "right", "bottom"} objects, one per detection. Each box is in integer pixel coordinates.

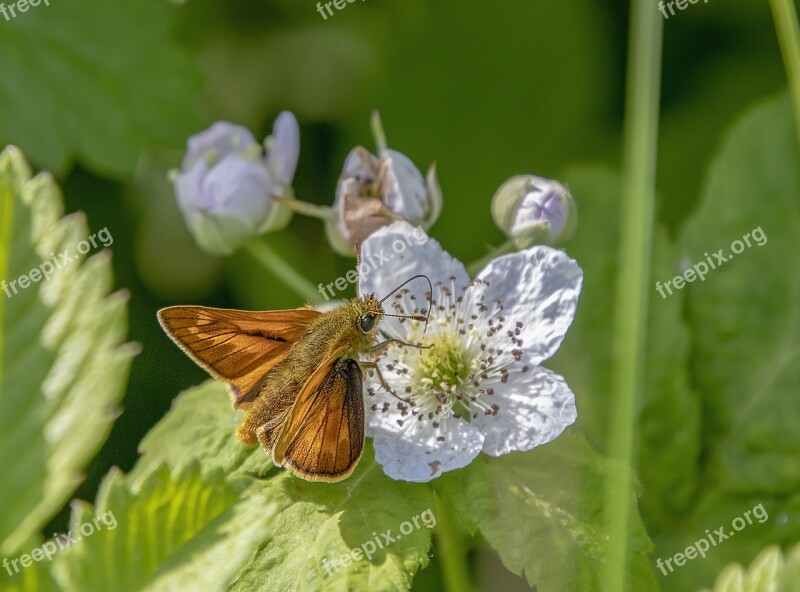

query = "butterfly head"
[{"left": 353, "top": 295, "right": 383, "bottom": 334}]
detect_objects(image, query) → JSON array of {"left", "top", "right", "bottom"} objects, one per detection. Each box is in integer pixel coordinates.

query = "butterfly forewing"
[
  {"left": 157, "top": 306, "right": 320, "bottom": 406},
  {"left": 273, "top": 358, "right": 365, "bottom": 482}
]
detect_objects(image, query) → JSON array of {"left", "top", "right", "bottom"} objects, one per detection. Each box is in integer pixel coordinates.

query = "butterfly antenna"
[
  {"left": 379, "top": 274, "right": 433, "bottom": 334},
  {"left": 355, "top": 242, "right": 362, "bottom": 296}
]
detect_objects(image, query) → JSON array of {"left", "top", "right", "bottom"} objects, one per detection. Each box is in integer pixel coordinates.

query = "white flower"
[
  {"left": 173, "top": 113, "right": 300, "bottom": 256},
  {"left": 360, "top": 222, "right": 582, "bottom": 482}
]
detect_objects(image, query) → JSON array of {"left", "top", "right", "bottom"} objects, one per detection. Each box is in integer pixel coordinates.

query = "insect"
[{"left": 157, "top": 250, "right": 429, "bottom": 482}]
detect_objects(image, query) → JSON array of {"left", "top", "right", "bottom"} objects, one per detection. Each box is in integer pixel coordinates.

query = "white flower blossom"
[{"left": 360, "top": 222, "right": 582, "bottom": 482}]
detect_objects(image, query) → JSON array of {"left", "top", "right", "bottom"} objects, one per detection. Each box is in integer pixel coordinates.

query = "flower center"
[
  {"left": 369, "top": 279, "right": 509, "bottom": 428},
  {"left": 416, "top": 331, "right": 467, "bottom": 391}
]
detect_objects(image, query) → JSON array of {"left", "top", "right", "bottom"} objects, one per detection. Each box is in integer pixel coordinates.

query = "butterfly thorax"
[{"left": 297, "top": 296, "right": 383, "bottom": 363}]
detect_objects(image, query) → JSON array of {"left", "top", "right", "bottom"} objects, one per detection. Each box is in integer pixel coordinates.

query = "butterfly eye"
[{"left": 360, "top": 315, "right": 376, "bottom": 333}]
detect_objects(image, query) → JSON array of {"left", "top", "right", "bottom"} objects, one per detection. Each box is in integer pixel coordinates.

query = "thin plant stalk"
[
  {"left": 769, "top": 0, "right": 800, "bottom": 148},
  {"left": 602, "top": 0, "right": 663, "bottom": 589},
  {"left": 434, "top": 492, "right": 471, "bottom": 592}
]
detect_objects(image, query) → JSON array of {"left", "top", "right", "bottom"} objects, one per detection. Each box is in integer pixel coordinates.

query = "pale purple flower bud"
[
  {"left": 173, "top": 113, "right": 300, "bottom": 255},
  {"left": 491, "top": 175, "right": 577, "bottom": 247}
]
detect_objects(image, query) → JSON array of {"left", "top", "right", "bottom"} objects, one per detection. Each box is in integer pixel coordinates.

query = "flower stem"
[
  {"left": 245, "top": 239, "right": 320, "bottom": 304},
  {"left": 769, "top": 0, "right": 800, "bottom": 147},
  {"left": 434, "top": 493, "right": 471, "bottom": 592},
  {"left": 371, "top": 110, "right": 389, "bottom": 153},
  {"left": 602, "top": 0, "right": 663, "bottom": 590},
  {"left": 275, "top": 196, "right": 332, "bottom": 220}
]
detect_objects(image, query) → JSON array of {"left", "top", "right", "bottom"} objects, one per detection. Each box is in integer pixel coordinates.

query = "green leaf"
[
  {"left": 652, "top": 92, "right": 800, "bottom": 592},
  {"left": 104, "top": 381, "right": 435, "bottom": 591},
  {"left": 229, "top": 449, "right": 435, "bottom": 592},
  {"left": 0, "top": 146, "right": 135, "bottom": 558},
  {"left": 435, "top": 433, "right": 659, "bottom": 592},
  {"left": 0, "top": 0, "right": 202, "bottom": 176},
  {"left": 680, "top": 92, "right": 800, "bottom": 496},
  {"left": 0, "top": 535, "right": 61, "bottom": 592},
  {"left": 551, "top": 166, "right": 701, "bottom": 530},
  {"left": 52, "top": 462, "right": 246, "bottom": 592},
  {"left": 131, "top": 380, "right": 259, "bottom": 482}
]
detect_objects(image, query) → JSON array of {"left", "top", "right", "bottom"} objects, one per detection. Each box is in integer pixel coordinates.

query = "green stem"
[
  {"left": 244, "top": 239, "right": 320, "bottom": 304},
  {"left": 602, "top": 0, "right": 663, "bottom": 590},
  {"left": 769, "top": 0, "right": 800, "bottom": 147},
  {"left": 275, "top": 196, "right": 332, "bottom": 220},
  {"left": 371, "top": 110, "right": 389, "bottom": 153},
  {"left": 434, "top": 493, "right": 471, "bottom": 592}
]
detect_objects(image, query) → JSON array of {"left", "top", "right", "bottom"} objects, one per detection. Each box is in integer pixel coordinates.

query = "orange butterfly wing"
[
  {"left": 157, "top": 305, "right": 320, "bottom": 407},
  {"left": 270, "top": 356, "right": 365, "bottom": 482}
]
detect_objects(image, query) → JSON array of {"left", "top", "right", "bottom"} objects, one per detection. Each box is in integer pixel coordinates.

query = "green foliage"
[
  {"left": 80, "top": 381, "right": 437, "bottom": 592},
  {"left": 0, "top": 1, "right": 795, "bottom": 587},
  {"left": 681, "top": 94, "right": 800, "bottom": 495},
  {"left": 0, "top": 0, "right": 201, "bottom": 177},
  {"left": 652, "top": 93, "right": 800, "bottom": 590},
  {"left": 54, "top": 463, "right": 241, "bottom": 591},
  {"left": 0, "top": 147, "right": 134, "bottom": 564},
  {"left": 19, "top": 379, "right": 656, "bottom": 592},
  {"left": 551, "top": 166, "right": 701, "bottom": 530},
  {"left": 436, "top": 433, "right": 658, "bottom": 591}
]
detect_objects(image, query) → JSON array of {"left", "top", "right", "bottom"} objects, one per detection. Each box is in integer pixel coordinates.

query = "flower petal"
[
  {"left": 371, "top": 418, "right": 484, "bottom": 482},
  {"left": 265, "top": 111, "right": 300, "bottom": 186},
  {"left": 336, "top": 147, "right": 379, "bottom": 203},
  {"left": 474, "top": 365, "right": 577, "bottom": 456},
  {"left": 360, "top": 222, "right": 469, "bottom": 337},
  {"left": 183, "top": 121, "right": 259, "bottom": 171},
  {"left": 175, "top": 159, "right": 211, "bottom": 215},
  {"left": 472, "top": 246, "right": 582, "bottom": 364},
  {"left": 381, "top": 149, "right": 428, "bottom": 222},
  {"left": 202, "top": 154, "right": 272, "bottom": 224}
]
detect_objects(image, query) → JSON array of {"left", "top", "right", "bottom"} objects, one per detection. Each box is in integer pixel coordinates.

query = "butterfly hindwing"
[{"left": 271, "top": 357, "right": 365, "bottom": 482}]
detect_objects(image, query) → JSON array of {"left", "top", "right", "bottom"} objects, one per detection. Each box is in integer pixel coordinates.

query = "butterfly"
[{"left": 158, "top": 252, "right": 429, "bottom": 482}]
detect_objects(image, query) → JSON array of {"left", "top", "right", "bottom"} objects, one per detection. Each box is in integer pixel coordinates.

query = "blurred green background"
[{"left": 0, "top": 0, "right": 792, "bottom": 589}]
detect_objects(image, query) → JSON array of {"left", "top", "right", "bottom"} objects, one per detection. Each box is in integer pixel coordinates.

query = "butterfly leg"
[
  {"left": 360, "top": 361, "right": 416, "bottom": 405},
  {"left": 368, "top": 338, "right": 432, "bottom": 354},
  {"left": 359, "top": 361, "right": 394, "bottom": 393}
]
